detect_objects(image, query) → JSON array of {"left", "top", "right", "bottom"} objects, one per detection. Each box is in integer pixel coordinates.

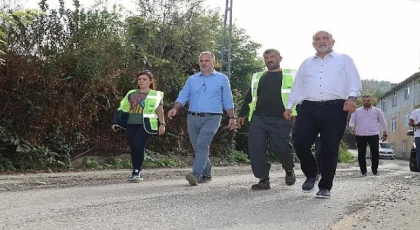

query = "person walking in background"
[
  {"left": 236, "top": 49, "right": 297, "bottom": 190},
  {"left": 284, "top": 30, "right": 362, "bottom": 199},
  {"left": 349, "top": 95, "right": 388, "bottom": 176},
  {"left": 409, "top": 107, "right": 420, "bottom": 172},
  {"left": 113, "top": 70, "right": 166, "bottom": 182},
  {"left": 167, "top": 51, "right": 236, "bottom": 186}
]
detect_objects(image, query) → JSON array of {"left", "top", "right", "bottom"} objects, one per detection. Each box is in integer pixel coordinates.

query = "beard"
[
  {"left": 316, "top": 46, "right": 331, "bottom": 53},
  {"left": 363, "top": 104, "right": 371, "bottom": 107},
  {"left": 266, "top": 62, "right": 280, "bottom": 70}
]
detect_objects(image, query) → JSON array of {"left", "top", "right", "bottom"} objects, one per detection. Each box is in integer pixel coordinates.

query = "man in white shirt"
[
  {"left": 284, "top": 30, "right": 362, "bottom": 199},
  {"left": 409, "top": 108, "right": 420, "bottom": 172}
]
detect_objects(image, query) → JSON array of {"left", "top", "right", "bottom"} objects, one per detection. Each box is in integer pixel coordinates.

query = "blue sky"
[{"left": 23, "top": 0, "right": 420, "bottom": 83}]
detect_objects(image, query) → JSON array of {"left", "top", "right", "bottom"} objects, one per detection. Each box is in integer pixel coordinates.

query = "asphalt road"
[{"left": 1, "top": 160, "right": 420, "bottom": 230}]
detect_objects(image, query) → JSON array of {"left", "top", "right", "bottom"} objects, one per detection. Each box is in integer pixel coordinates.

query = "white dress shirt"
[
  {"left": 409, "top": 108, "right": 420, "bottom": 137},
  {"left": 287, "top": 52, "right": 362, "bottom": 109}
]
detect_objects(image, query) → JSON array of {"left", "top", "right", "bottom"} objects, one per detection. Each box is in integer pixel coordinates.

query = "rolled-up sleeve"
[
  {"left": 175, "top": 77, "right": 191, "bottom": 105},
  {"left": 287, "top": 61, "right": 305, "bottom": 109},
  {"left": 222, "top": 76, "right": 234, "bottom": 110},
  {"left": 345, "top": 55, "right": 362, "bottom": 97}
]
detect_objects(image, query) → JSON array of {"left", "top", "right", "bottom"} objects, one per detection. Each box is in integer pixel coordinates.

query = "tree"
[{"left": 0, "top": 0, "right": 265, "bottom": 169}]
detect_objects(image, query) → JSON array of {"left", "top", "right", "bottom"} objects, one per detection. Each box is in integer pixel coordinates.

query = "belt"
[
  {"left": 302, "top": 99, "right": 345, "bottom": 106},
  {"left": 188, "top": 112, "right": 222, "bottom": 117}
]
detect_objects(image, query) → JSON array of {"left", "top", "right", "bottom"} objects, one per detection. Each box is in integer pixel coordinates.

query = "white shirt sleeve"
[
  {"left": 287, "top": 60, "right": 306, "bottom": 109},
  {"left": 344, "top": 55, "right": 362, "bottom": 97}
]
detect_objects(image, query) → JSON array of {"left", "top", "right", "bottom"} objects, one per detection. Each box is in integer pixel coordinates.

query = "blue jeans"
[
  {"left": 416, "top": 137, "right": 420, "bottom": 171},
  {"left": 187, "top": 114, "right": 222, "bottom": 178}
]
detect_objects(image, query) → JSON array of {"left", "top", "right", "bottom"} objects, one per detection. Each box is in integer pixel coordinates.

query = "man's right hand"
[
  {"left": 283, "top": 109, "right": 292, "bottom": 120},
  {"left": 236, "top": 117, "right": 246, "bottom": 128},
  {"left": 167, "top": 109, "right": 177, "bottom": 120},
  {"left": 350, "top": 127, "right": 356, "bottom": 135}
]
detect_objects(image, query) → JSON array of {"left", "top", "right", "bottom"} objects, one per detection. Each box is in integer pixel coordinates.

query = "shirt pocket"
[
  {"left": 204, "top": 80, "right": 223, "bottom": 95},
  {"left": 334, "top": 62, "right": 346, "bottom": 78}
]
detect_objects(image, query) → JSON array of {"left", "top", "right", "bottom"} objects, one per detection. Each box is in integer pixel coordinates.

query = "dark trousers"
[
  {"left": 315, "top": 136, "right": 322, "bottom": 172},
  {"left": 127, "top": 124, "right": 151, "bottom": 171},
  {"left": 355, "top": 135, "right": 379, "bottom": 174},
  {"left": 293, "top": 100, "right": 348, "bottom": 191},
  {"left": 248, "top": 115, "right": 295, "bottom": 179}
]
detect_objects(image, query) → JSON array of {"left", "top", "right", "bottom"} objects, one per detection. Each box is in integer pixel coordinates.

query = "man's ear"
[{"left": 279, "top": 56, "right": 283, "bottom": 62}]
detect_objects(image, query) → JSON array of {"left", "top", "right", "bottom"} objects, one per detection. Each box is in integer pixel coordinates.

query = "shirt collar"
[
  {"left": 312, "top": 51, "right": 336, "bottom": 60},
  {"left": 199, "top": 70, "right": 217, "bottom": 77}
]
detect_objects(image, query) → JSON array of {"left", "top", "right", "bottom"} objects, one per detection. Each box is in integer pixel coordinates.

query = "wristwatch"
[
  {"left": 160, "top": 122, "right": 166, "bottom": 126},
  {"left": 348, "top": 96, "right": 357, "bottom": 100}
]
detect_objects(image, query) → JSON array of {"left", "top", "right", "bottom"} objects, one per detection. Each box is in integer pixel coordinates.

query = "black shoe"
[
  {"left": 315, "top": 189, "right": 331, "bottom": 199},
  {"left": 285, "top": 169, "right": 296, "bottom": 186},
  {"left": 302, "top": 177, "right": 316, "bottom": 193},
  {"left": 198, "top": 176, "right": 212, "bottom": 183},
  {"left": 372, "top": 171, "right": 379, "bottom": 176},
  {"left": 251, "top": 179, "right": 270, "bottom": 190},
  {"left": 361, "top": 172, "right": 367, "bottom": 176}
]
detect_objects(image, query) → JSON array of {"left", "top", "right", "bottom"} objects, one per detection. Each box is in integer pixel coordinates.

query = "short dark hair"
[
  {"left": 263, "top": 49, "right": 281, "bottom": 56},
  {"left": 362, "top": 95, "right": 372, "bottom": 98}
]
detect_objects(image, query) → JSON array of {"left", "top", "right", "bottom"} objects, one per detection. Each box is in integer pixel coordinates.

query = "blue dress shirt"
[{"left": 175, "top": 70, "right": 234, "bottom": 113}]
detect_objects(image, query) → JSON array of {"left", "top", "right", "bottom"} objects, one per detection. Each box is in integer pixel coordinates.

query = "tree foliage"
[{"left": 0, "top": 0, "right": 263, "bottom": 169}]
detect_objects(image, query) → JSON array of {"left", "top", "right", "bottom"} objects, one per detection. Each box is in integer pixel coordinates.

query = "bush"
[
  {"left": 225, "top": 150, "right": 250, "bottom": 164},
  {"left": 338, "top": 141, "right": 354, "bottom": 163}
]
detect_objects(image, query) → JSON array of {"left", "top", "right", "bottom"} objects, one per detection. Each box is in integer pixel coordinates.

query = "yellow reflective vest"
[
  {"left": 114, "top": 89, "right": 164, "bottom": 134},
  {"left": 248, "top": 69, "right": 297, "bottom": 121}
]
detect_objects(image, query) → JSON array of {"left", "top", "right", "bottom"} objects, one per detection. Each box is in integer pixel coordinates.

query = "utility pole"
[{"left": 219, "top": 0, "right": 233, "bottom": 78}]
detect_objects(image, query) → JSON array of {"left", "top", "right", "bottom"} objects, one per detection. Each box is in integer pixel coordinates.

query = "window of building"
[
  {"left": 404, "top": 113, "right": 410, "bottom": 127},
  {"left": 392, "top": 92, "right": 397, "bottom": 106},
  {"left": 391, "top": 118, "right": 397, "bottom": 132},
  {"left": 404, "top": 85, "right": 410, "bottom": 100},
  {"left": 381, "top": 99, "right": 387, "bottom": 111}
]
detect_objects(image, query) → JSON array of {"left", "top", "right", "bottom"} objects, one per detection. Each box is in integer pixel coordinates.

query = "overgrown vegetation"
[
  {"left": 82, "top": 155, "right": 185, "bottom": 170},
  {"left": 0, "top": 0, "right": 264, "bottom": 169},
  {"left": 338, "top": 142, "right": 354, "bottom": 163}
]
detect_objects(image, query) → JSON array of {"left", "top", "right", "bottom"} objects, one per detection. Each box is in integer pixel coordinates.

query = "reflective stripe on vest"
[
  {"left": 248, "top": 69, "right": 297, "bottom": 121},
  {"left": 143, "top": 90, "right": 164, "bottom": 132}
]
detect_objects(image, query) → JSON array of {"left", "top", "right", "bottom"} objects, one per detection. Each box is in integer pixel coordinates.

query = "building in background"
[{"left": 377, "top": 72, "right": 420, "bottom": 159}]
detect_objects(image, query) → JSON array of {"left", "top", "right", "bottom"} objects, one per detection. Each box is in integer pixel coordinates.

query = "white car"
[{"left": 366, "top": 142, "right": 395, "bottom": 159}]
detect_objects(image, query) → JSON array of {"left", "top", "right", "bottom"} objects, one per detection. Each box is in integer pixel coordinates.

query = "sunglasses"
[{"left": 137, "top": 70, "right": 151, "bottom": 76}]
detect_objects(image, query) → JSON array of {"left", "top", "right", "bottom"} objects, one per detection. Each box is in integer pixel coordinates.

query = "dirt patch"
[{"left": 331, "top": 173, "right": 420, "bottom": 230}]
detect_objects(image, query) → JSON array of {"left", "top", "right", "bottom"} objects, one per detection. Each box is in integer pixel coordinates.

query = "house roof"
[{"left": 379, "top": 72, "right": 420, "bottom": 99}]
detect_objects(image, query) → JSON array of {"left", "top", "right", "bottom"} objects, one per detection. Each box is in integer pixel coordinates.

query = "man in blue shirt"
[{"left": 168, "top": 51, "right": 236, "bottom": 186}]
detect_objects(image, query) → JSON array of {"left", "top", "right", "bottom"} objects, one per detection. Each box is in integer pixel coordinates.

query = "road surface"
[{"left": 1, "top": 160, "right": 419, "bottom": 230}]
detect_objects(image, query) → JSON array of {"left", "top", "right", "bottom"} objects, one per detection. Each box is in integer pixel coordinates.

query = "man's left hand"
[
  {"left": 381, "top": 135, "right": 388, "bottom": 142},
  {"left": 343, "top": 99, "right": 357, "bottom": 113},
  {"left": 228, "top": 118, "right": 236, "bottom": 130}
]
